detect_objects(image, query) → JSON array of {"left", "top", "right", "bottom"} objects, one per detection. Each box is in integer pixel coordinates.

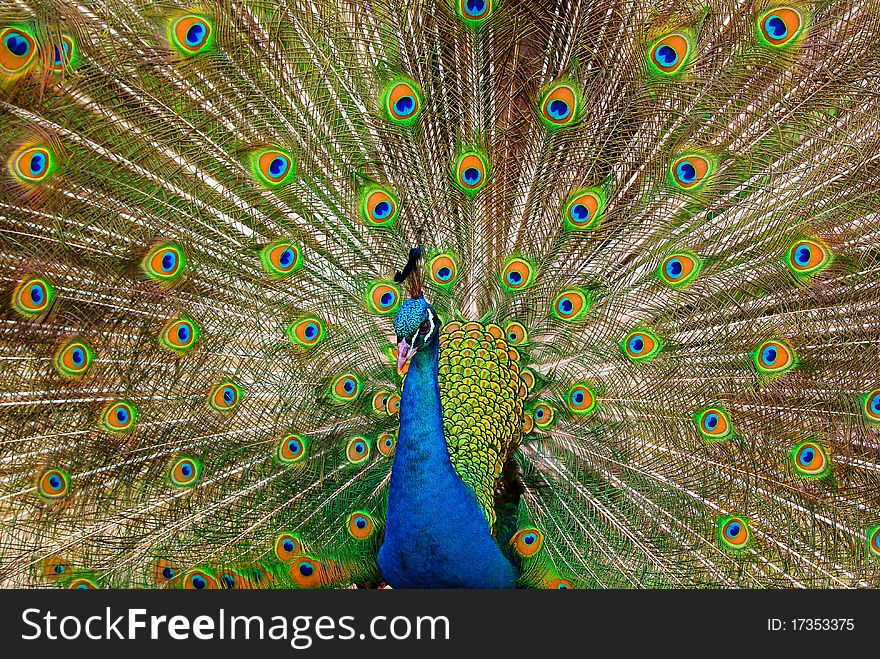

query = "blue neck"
[{"left": 377, "top": 338, "right": 517, "bottom": 588}]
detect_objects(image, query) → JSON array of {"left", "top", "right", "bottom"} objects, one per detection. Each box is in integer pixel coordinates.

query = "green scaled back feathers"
[{"left": 1, "top": 0, "right": 880, "bottom": 589}]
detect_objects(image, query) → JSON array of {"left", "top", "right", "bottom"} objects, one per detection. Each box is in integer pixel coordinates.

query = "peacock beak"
[{"left": 397, "top": 339, "right": 416, "bottom": 375}]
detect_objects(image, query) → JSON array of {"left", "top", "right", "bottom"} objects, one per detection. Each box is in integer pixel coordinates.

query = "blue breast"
[{"left": 378, "top": 340, "right": 518, "bottom": 588}]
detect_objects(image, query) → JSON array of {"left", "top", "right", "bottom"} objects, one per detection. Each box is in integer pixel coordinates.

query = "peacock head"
[{"left": 393, "top": 296, "right": 440, "bottom": 372}]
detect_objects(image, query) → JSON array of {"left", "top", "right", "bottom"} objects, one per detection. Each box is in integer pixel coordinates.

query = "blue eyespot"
[
  {"left": 436, "top": 266, "right": 452, "bottom": 281},
  {"left": 795, "top": 246, "right": 811, "bottom": 265},
  {"left": 30, "top": 284, "right": 44, "bottom": 305},
  {"left": 299, "top": 562, "right": 314, "bottom": 577},
  {"left": 761, "top": 346, "right": 777, "bottom": 366},
  {"left": 572, "top": 391, "right": 584, "bottom": 404},
  {"left": 161, "top": 252, "right": 177, "bottom": 272},
  {"left": 49, "top": 475, "right": 61, "bottom": 489},
  {"left": 655, "top": 44, "right": 678, "bottom": 67},
  {"left": 547, "top": 99, "right": 570, "bottom": 120},
  {"left": 798, "top": 448, "right": 814, "bottom": 466},
  {"left": 629, "top": 336, "right": 644, "bottom": 353},
  {"left": 506, "top": 271, "right": 522, "bottom": 285},
  {"left": 186, "top": 22, "right": 206, "bottom": 47},
  {"left": 283, "top": 539, "right": 295, "bottom": 552},
  {"left": 558, "top": 297, "right": 573, "bottom": 314},
  {"left": 465, "top": 0, "right": 486, "bottom": 16},
  {"left": 223, "top": 387, "right": 235, "bottom": 404},
  {"left": 181, "top": 463, "right": 192, "bottom": 477},
  {"left": 372, "top": 200, "right": 392, "bottom": 219},
  {"left": 463, "top": 167, "right": 482, "bottom": 185},
  {"left": 523, "top": 533, "right": 537, "bottom": 545},
  {"left": 269, "top": 156, "right": 289, "bottom": 178},
  {"left": 570, "top": 203, "right": 589, "bottom": 222},
  {"left": 221, "top": 574, "right": 236, "bottom": 588},
  {"left": 162, "top": 566, "right": 175, "bottom": 579},
  {"left": 354, "top": 441, "right": 365, "bottom": 454},
  {"left": 393, "top": 95, "right": 415, "bottom": 117},
  {"left": 766, "top": 15, "right": 788, "bottom": 39},
  {"left": 872, "top": 394, "right": 880, "bottom": 413},
  {"left": 665, "top": 258, "right": 683, "bottom": 278},
  {"left": 676, "top": 161, "right": 697, "bottom": 184},
  {"left": 191, "top": 575, "right": 206, "bottom": 589},
  {"left": 29, "top": 152, "right": 45, "bottom": 175},
  {"left": 287, "top": 439, "right": 301, "bottom": 455},
  {"left": 355, "top": 516, "right": 367, "bottom": 529},
  {"left": 725, "top": 522, "right": 741, "bottom": 539},
  {"left": 535, "top": 408, "right": 545, "bottom": 420},
  {"left": 53, "top": 41, "right": 69, "bottom": 67},
  {"left": 71, "top": 348, "right": 85, "bottom": 366},
  {"left": 178, "top": 324, "right": 190, "bottom": 342},
  {"left": 116, "top": 407, "right": 129, "bottom": 424},
  {"left": 705, "top": 413, "right": 718, "bottom": 430},
  {"left": 279, "top": 248, "right": 294, "bottom": 267},
  {"left": 343, "top": 378, "right": 356, "bottom": 394},
  {"left": 4, "top": 32, "right": 30, "bottom": 57},
  {"left": 304, "top": 323, "right": 318, "bottom": 339}
]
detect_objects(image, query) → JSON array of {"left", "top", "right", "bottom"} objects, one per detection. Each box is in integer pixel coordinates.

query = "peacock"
[{"left": 0, "top": 0, "right": 879, "bottom": 590}]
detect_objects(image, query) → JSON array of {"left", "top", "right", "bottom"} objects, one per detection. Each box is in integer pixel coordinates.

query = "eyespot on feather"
[
  {"left": 170, "top": 457, "right": 201, "bottom": 486},
  {"left": 377, "top": 432, "right": 396, "bottom": 457},
  {"left": 143, "top": 243, "right": 186, "bottom": 282},
  {"left": 457, "top": 0, "right": 492, "bottom": 23},
  {"left": 532, "top": 403, "right": 554, "bottom": 429},
  {"left": 512, "top": 528, "right": 544, "bottom": 557},
  {"left": 360, "top": 185, "right": 398, "bottom": 226},
  {"left": 382, "top": 78, "right": 423, "bottom": 125},
  {"left": 209, "top": 380, "right": 241, "bottom": 412},
  {"left": 785, "top": 238, "right": 831, "bottom": 276},
  {"left": 290, "top": 557, "right": 327, "bottom": 588},
  {"left": 153, "top": 559, "right": 180, "bottom": 585},
  {"left": 347, "top": 512, "right": 375, "bottom": 539},
  {"left": 251, "top": 149, "right": 295, "bottom": 186},
  {"left": 757, "top": 6, "right": 806, "bottom": 48},
  {"left": 551, "top": 289, "right": 589, "bottom": 321},
  {"left": 567, "top": 383, "right": 597, "bottom": 415},
  {"left": 864, "top": 389, "right": 880, "bottom": 424},
  {"left": 9, "top": 145, "right": 54, "bottom": 184},
  {"left": 169, "top": 14, "right": 214, "bottom": 55},
  {"left": 13, "top": 275, "right": 54, "bottom": 317},
  {"left": 69, "top": 578, "right": 98, "bottom": 589},
  {"left": 278, "top": 434, "right": 307, "bottom": 464},
  {"left": 40, "top": 556, "right": 72, "bottom": 580},
  {"left": 50, "top": 35, "right": 77, "bottom": 72},
  {"left": 160, "top": 318, "right": 200, "bottom": 354},
  {"left": 753, "top": 339, "right": 796, "bottom": 375},
  {"left": 54, "top": 339, "right": 93, "bottom": 377},
  {"left": 260, "top": 241, "right": 301, "bottom": 276},
  {"left": 791, "top": 441, "right": 830, "bottom": 479},
  {"left": 539, "top": 82, "right": 580, "bottom": 128},
  {"left": 503, "top": 321, "right": 528, "bottom": 346},
  {"left": 670, "top": 152, "right": 713, "bottom": 190},
  {"left": 385, "top": 392, "right": 401, "bottom": 416},
  {"left": 366, "top": 282, "right": 400, "bottom": 314},
  {"left": 37, "top": 468, "right": 70, "bottom": 500},
  {"left": 694, "top": 406, "right": 733, "bottom": 441},
  {"left": 331, "top": 373, "right": 362, "bottom": 403},
  {"left": 0, "top": 26, "right": 36, "bottom": 75},
  {"left": 500, "top": 257, "right": 535, "bottom": 292},
  {"left": 275, "top": 533, "right": 302, "bottom": 562},
  {"left": 101, "top": 400, "right": 137, "bottom": 433},
  {"left": 659, "top": 251, "right": 701, "bottom": 287},
  {"left": 346, "top": 436, "right": 370, "bottom": 463},
  {"left": 182, "top": 568, "right": 217, "bottom": 590},
  {"left": 718, "top": 516, "right": 750, "bottom": 550},
  {"left": 648, "top": 32, "right": 692, "bottom": 76},
  {"left": 288, "top": 317, "right": 325, "bottom": 348},
  {"left": 868, "top": 526, "right": 880, "bottom": 558},
  {"left": 454, "top": 151, "right": 489, "bottom": 195},
  {"left": 429, "top": 253, "right": 458, "bottom": 286},
  {"left": 620, "top": 329, "right": 662, "bottom": 362},
  {"left": 563, "top": 188, "right": 604, "bottom": 231}
]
